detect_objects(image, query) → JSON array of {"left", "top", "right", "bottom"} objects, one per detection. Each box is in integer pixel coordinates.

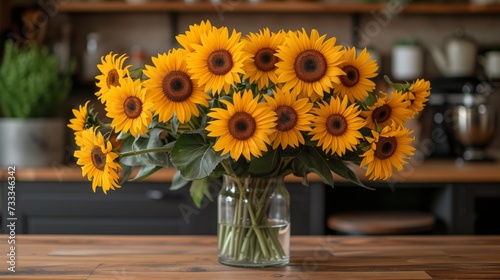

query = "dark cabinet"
[
  {"left": 4, "top": 178, "right": 499, "bottom": 235},
  {"left": 325, "top": 182, "right": 500, "bottom": 235},
  {"left": 1, "top": 180, "right": 324, "bottom": 235}
]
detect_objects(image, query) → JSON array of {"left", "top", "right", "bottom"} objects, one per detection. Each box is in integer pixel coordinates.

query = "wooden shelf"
[{"left": 59, "top": 1, "right": 500, "bottom": 14}]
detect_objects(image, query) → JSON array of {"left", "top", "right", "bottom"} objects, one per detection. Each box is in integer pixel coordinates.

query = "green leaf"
[
  {"left": 119, "top": 137, "right": 149, "bottom": 166},
  {"left": 145, "top": 128, "right": 170, "bottom": 166},
  {"left": 326, "top": 157, "right": 373, "bottom": 190},
  {"left": 298, "top": 146, "right": 335, "bottom": 187},
  {"left": 281, "top": 147, "right": 301, "bottom": 158},
  {"left": 340, "top": 150, "right": 364, "bottom": 166},
  {"left": 170, "top": 133, "right": 226, "bottom": 180},
  {"left": 119, "top": 164, "right": 133, "bottom": 185},
  {"left": 209, "top": 163, "right": 227, "bottom": 182},
  {"left": 229, "top": 158, "right": 250, "bottom": 177},
  {"left": 365, "top": 92, "right": 377, "bottom": 107},
  {"left": 116, "top": 131, "right": 131, "bottom": 141},
  {"left": 129, "top": 165, "right": 163, "bottom": 182},
  {"left": 189, "top": 177, "right": 212, "bottom": 208},
  {"left": 248, "top": 149, "right": 280, "bottom": 177},
  {"left": 359, "top": 127, "right": 373, "bottom": 138},
  {"left": 384, "top": 75, "right": 411, "bottom": 92},
  {"left": 291, "top": 157, "right": 309, "bottom": 186},
  {"left": 119, "top": 133, "right": 170, "bottom": 167},
  {"left": 170, "top": 170, "right": 189, "bottom": 191}
]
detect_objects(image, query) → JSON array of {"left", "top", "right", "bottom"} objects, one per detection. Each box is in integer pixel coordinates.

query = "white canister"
[
  {"left": 391, "top": 39, "right": 423, "bottom": 81},
  {"left": 479, "top": 51, "right": 500, "bottom": 79}
]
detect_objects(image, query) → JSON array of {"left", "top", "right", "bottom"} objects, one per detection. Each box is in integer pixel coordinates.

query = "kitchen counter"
[
  {"left": 1, "top": 234, "right": 499, "bottom": 279},
  {"left": 2, "top": 158, "right": 500, "bottom": 183}
]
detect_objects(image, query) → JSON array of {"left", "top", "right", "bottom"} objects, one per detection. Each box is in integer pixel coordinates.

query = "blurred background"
[{"left": 1, "top": 0, "right": 499, "bottom": 236}]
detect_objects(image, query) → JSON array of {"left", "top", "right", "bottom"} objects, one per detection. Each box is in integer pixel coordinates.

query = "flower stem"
[
  {"left": 218, "top": 175, "right": 289, "bottom": 266},
  {"left": 119, "top": 147, "right": 171, "bottom": 158}
]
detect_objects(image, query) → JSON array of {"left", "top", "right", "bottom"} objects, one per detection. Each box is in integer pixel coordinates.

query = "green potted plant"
[{"left": 0, "top": 41, "right": 73, "bottom": 167}]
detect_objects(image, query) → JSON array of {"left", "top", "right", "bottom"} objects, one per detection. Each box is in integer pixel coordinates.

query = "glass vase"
[{"left": 217, "top": 174, "right": 290, "bottom": 267}]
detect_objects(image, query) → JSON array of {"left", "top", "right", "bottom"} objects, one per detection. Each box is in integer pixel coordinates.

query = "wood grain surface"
[{"left": 0, "top": 235, "right": 499, "bottom": 279}]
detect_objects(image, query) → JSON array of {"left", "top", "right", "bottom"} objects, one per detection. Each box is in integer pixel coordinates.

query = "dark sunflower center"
[
  {"left": 106, "top": 69, "right": 120, "bottom": 88},
  {"left": 207, "top": 50, "right": 233, "bottom": 76},
  {"left": 91, "top": 146, "right": 106, "bottom": 171},
  {"left": 372, "top": 104, "right": 392, "bottom": 124},
  {"left": 294, "top": 50, "right": 327, "bottom": 83},
  {"left": 275, "top": 105, "right": 298, "bottom": 132},
  {"left": 162, "top": 71, "right": 193, "bottom": 102},
  {"left": 340, "top": 65, "right": 360, "bottom": 88},
  {"left": 374, "top": 136, "right": 397, "bottom": 160},
  {"left": 326, "top": 114, "right": 348, "bottom": 136},
  {"left": 228, "top": 112, "right": 256, "bottom": 141},
  {"left": 123, "top": 96, "right": 143, "bottom": 119},
  {"left": 254, "top": 48, "right": 278, "bottom": 72}
]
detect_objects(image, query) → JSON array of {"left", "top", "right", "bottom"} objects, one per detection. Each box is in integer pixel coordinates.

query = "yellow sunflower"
[
  {"left": 143, "top": 49, "right": 210, "bottom": 123},
  {"left": 206, "top": 89, "right": 277, "bottom": 161},
  {"left": 243, "top": 28, "right": 287, "bottom": 89},
  {"left": 263, "top": 87, "right": 314, "bottom": 149},
  {"left": 176, "top": 20, "right": 213, "bottom": 53},
  {"left": 332, "top": 47, "right": 378, "bottom": 102},
  {"left": 275, "top": 28, "right": 345, "bottom": 98},
  {"left": 105, "top": 77, "right": 153, "bottom": 137},
  {"left": 361, "top": 91, "right": 412, "bottom": 130},
  {"left": 74, "top": 127, "right": 122, "bottom": 194},
  {"left": 95, "top": 52, "right": 130, "bottom": 102},
  {"left": 67, "top": 100, "right": 91, "bottom": 144},
  {"left": 404, "top": 79, "right": 431, "bottom": 118},
  {"left": 360, "top": 123, "right": 415, "bottom": 180},
  {"left": 309, "top": 95, "right": 365, "bottom": 157},
  {"left": 186, "top": 26, "right": 249, "bottom": 95}
]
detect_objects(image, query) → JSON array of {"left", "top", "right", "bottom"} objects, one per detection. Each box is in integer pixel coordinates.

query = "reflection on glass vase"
[{"left": 217, "top": 174, "right": 290, "bottom": 267}]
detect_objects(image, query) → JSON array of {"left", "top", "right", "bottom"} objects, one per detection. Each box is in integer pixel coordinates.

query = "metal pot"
[{"left": 451, "top": 103, "right": 497, "bottom": 161}]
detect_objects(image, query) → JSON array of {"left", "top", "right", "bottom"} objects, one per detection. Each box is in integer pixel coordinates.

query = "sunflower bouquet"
[{"left": 69, "top": 20, "right": 429, "bottom": 265}]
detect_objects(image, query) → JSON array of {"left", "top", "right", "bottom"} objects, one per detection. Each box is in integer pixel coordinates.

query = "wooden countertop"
[
  {"left": 1, "top": 235, "right": 499, "bottom": 279},
  {"left": 2, "top": 158, "right": 500, "bottom": 183}
]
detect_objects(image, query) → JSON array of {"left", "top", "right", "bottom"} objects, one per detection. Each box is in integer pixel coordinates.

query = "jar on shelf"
[{"left": 391, "top": 37, "right": 423, "bottom": 81}]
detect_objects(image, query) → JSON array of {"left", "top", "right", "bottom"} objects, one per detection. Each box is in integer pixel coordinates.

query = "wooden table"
[{"left": 1, "top": 235, "right": 499, "bottom": 279}]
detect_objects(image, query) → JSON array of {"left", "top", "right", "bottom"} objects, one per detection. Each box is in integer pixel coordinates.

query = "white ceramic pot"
[
  {"left": 0, "top": 118, "right": 65, "bottom": 167},
  {"left": 479, "top": 51, "right": 500, "bottom": 79},
  {"left": 392, "top": 44, "right": 423, "bottom": 80},
  {"left": 430, "top": 31, "right": 477, "bottom": 78}
]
